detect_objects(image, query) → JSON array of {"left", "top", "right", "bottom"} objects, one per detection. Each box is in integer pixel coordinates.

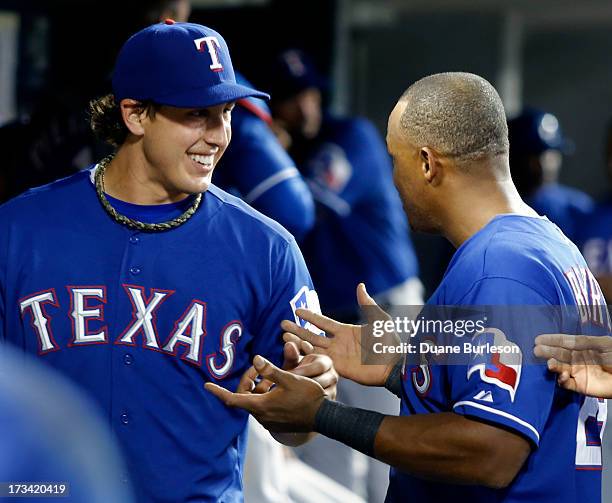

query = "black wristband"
[
  {"left": 314, "top": 400, "right": 386, "bottom": 458},
  {"left": 384, "top": 361, "right": 403, "bottom": 398}
]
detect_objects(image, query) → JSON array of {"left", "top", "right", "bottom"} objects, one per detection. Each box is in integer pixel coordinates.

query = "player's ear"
[
  {"left": 119, "top": 99, "right": 148, "bottom": 136},
  {"left": 420, "top": 147, "right": 440, "bottom": 185}
]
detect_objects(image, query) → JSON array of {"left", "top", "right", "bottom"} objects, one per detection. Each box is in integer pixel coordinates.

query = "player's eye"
[{"left": 190, "top": 110, "right": 207, "bottom": 118}]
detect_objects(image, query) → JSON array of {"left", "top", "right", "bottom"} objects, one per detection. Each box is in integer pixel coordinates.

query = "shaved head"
[{"left": 398, "top": 72, "right": 509, "bottom": 162}]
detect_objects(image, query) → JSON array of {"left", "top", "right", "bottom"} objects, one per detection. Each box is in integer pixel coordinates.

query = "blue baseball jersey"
[
  {"left": 388, "top": 215, "right": 609, "bottom": 503},
  {"left": 529, "top": 183, "right": 594, "bottom": 242},
  {"left": 299, "top": 116, "right": 419, "bottom": 313},
  {"left": 214, "top": 76, "right": 315, "bottom": 241},
  {"left": 576, "top": 196, "right": 612, "bottom": 277},
  {"left": 0, "top": 169, "right": 318, "bottom": 502}
]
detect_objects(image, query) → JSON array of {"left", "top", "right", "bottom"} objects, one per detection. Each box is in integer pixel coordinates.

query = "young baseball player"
[
  {"left": 0, "top": 21, "right": 335, "bottom": 502},
  {"left": 208, "top": 72, "right": 610, "bottom": 503}
]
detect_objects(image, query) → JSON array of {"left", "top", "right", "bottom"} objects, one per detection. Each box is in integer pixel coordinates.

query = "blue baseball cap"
[
  {"left": 267, "top": 49, "right": 328, "bottom": 101},
  {"left": 112, "top": 20, "right": 269, "bottom": 108},
  {"left": 508, "top": 107, "right": 573, "bottom": 155}
]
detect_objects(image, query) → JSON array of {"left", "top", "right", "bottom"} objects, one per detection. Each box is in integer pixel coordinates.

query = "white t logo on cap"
[{"left": 194, "top": 36, "right": 224, "bottom": 72}]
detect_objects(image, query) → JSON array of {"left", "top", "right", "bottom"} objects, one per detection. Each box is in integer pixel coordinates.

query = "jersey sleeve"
[
  {"left": 250, "top": 237, "right": 320, "bottom": 368},
  {"left": 307, "top": 119, "right": 387, "bottom": 214},
  {"left": 449, "top": 277, "right": 558, "bottom": 446},
  {"left": 246, "top": 176, "right": 314, "bottom": 242}
]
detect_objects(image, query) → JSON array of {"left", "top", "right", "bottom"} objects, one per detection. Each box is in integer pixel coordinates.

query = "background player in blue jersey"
[
  {"left": 265, "top": 48, "right": 422, "bottom": 502},
  {"left": 214, "top": 73, "right": 315, "bottom": 241},
  {"left": 0, "top": 21, "right": 337, "bottom": 502},
  {"left": 268, "top": 49, "right": 422, "bottom": 319},
  {"left": 208, "top": 72, "right": 609, "bottom": 502},
  {"left": 508, "top": 107, "right": 594, "bottom": 242},
  {"left": 575, "top": 120, "right": 612, "bottom": 300}
]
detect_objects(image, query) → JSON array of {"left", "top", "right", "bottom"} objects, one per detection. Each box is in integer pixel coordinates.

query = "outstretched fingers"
[
  {"left": 205, "top": 356, "right": 294, "bottom": 411},
  {"left": 236, "top": 365, "right": 260, "bottom": 393},
  {"left": 295, "top": 308, "right": 343, "bottom": 334},
  {"left": 252, "top": 355, "right": 293, "bottom": 387},
  {"left": 535, "top": 334, "right": 612, "bottom": 353},
  {"left": 533, "top": 344, "right": 573, "bottom": 364},
  {"left": 357, "top": 283, "right": 392, "bottom": 323},
  {"left": 281, "top": 320, "right": 332, "bottom": 348},
  {"left": 205, "top": 382, "right": 261, "bottom": 413},
  {"left": 545, "top": 358, "right": 580, "bottom": 393}
]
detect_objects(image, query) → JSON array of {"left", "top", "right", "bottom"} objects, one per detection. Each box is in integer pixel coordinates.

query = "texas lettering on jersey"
[{"left": 20, "top": 283, "right": 239, "bottom": 376}]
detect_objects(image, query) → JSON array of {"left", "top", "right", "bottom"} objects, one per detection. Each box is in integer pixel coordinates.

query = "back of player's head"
[{"left": 398, "top": 72, "right": 509, "bottom": 163}]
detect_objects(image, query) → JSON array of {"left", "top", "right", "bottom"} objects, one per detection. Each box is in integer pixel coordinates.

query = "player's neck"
[
  {"left": 101, "top": 145, "right": 190, "bottom": 205},
  {"left": 441, "top": 179, "right": 536, "bottom": 248}
]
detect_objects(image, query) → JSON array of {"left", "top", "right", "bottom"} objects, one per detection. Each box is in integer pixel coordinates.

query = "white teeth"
[{"left": 189, "top": 154, "right": 214, "bottom": 166}]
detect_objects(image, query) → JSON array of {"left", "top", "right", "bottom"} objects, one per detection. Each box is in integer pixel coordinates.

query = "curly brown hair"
[{"left": 88, "top": 94, "right": 159, "bottom": 147}]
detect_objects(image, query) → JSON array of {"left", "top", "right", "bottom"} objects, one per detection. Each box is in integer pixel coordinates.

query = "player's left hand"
[
  {"left": 205, "top": 355, "right": 328, "bottom": 432},
  {"left": 236, "top": 340, "right": 338, "bottom": 400}
]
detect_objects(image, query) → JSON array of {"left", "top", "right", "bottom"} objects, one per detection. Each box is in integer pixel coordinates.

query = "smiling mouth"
[
  {"left": 189, "top": 153, "right": 214, "bottom": 166},
  {"left": 188, "top": 154, "right": 215, "bottom": 175}
]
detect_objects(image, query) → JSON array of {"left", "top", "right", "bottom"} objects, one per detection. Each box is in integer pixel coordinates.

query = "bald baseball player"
[
  {"left": 0, "top": 21, "right": 335, "bottom": 502},
  {"left": 207, "top": 72, "right": 609, "bottom": 503}
]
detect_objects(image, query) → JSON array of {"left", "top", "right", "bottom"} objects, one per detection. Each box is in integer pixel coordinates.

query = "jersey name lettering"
[{"left": 564, "top": 266, "right": 611, "bottom": 328}]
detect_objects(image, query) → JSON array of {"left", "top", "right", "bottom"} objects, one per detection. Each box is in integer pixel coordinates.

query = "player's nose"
[{"left": 202, "top": 117, "right": 230, "bottom": 151}]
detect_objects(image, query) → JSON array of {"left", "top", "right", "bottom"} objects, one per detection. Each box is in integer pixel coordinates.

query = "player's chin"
[
  {"left": 185, "top": 172, "right": 214, "bottom": 194},
  {"left": 193, "top": 178, "right": 212, "bottom": 194}
]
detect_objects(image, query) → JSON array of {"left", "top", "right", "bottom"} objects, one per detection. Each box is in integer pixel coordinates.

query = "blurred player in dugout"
[
  {"left": 508, "top": 107, "right": 594, "bottom": 243},
  {"left": 266, "top": 49, "right": 424, "bottom": 503},
  {"left": 574, "top": 120, "right": 612, "bottom": 302}
]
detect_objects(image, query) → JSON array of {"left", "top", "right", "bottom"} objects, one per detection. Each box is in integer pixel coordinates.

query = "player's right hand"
[
  {"left": 534, "top": 334, "right": 612, "bottom": 398},
  {"left": 281, "top": 283, "right": 399, "bottom": 387},
  {"left": 236, "top": 341, "right": 338, "bottom": 399}
]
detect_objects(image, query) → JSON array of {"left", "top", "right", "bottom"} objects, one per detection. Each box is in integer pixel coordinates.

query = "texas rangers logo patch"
[
  {"left": 310, "top": 144, "right": 352, "bottom": 193},
  {"left": 467, "top": 328, "right": 522, "bottom": 402},
  {"left": 290, "top": 286, "right": 324, "bottom": 336}
]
